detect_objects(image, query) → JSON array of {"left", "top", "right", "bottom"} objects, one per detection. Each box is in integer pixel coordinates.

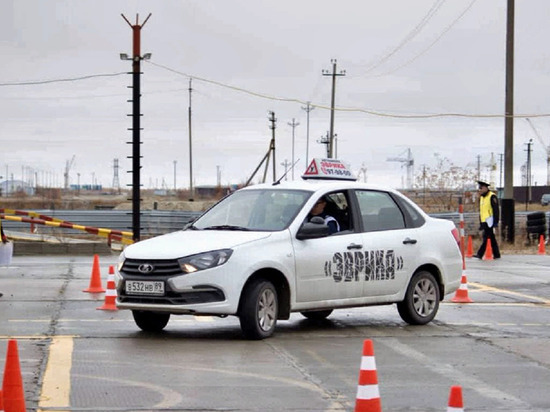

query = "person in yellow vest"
[{"left": 475, "top": 180, "right": 501, "bottom": 259}]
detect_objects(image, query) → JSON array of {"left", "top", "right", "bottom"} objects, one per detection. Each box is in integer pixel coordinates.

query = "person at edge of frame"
[{"left": 0, "top": 217, "right": 7, "bottom": 297}]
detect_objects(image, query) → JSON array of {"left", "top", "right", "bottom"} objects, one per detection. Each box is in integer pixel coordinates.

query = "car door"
[
  {"left": 293, "top": 191, "right": 365, "bottom": 303},
  {"left": 353, "top": 189, "right": 419, "bottom": 297}
]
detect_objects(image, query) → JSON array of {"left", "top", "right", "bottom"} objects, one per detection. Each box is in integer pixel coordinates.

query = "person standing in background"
[{"left": 475, "top": 180, "right": 501, "bottom": 259}]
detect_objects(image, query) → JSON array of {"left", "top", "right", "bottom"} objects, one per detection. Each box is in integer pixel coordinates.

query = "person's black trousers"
[{"left": 476, "top": 222, "right": 501, "bottom": 258}]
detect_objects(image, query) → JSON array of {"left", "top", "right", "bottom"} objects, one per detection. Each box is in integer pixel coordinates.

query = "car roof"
[{"left": 239, "top": 179, "right": 401, "bottom": 195}]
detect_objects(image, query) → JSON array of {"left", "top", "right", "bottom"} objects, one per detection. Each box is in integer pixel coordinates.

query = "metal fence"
[{"left": 2, "top": 209, "right": 548, "bottom": 239}]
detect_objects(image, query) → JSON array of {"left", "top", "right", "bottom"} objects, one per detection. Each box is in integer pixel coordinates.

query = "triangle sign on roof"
[{"left": 304, "top": 159, "right": 319, "bottom": 176}]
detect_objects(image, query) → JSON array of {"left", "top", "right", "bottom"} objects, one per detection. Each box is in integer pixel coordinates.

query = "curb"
[{"left": 13, "top": 241, "right": 116, "bottom": 256}]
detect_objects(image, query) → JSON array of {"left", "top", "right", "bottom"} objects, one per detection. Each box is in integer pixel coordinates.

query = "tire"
[
  {"left": 239, "top": 280, "right": 278, "bottom": 340},
  {"left": 527, "top": 212, "right": 545, "bottom": 220},
  {"left": 132, "top": 310, "right": 170, "bottom": 332},
  {"left": 397, "top": 271, "right": 440, "bottom": 325},
  {"left": 527, "top": 224, "right": 546, "bottom": 234},
  {"left": 527, "top": 218, "right": 546, "bottom": 227},
  {"left": 301, "top": 309, "right": 333, "bottom": 320}
]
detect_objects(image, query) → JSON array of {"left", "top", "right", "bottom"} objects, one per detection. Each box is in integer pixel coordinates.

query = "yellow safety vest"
[{"left": 479, "top": 192, "right": 495, "bottom": 222}]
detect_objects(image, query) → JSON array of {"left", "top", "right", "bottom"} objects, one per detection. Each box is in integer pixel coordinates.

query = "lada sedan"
[{"left": 115, "top": 172, "right": 462, "bottom": 339}]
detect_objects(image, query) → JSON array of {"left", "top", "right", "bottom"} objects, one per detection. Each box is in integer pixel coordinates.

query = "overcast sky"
[{"left": 1, "top": 0, "right": 550, "bottom": 191}]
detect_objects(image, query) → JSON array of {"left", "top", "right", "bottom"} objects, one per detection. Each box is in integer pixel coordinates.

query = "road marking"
[
  {"left": 384, "top": 338, "right": 530, "bottom": 409},
  {"left": 469, "top": 282, "right": 550, "bottom": 304},
  {"left": 38, "top": 336, "right": 73, "bottom": 409}
]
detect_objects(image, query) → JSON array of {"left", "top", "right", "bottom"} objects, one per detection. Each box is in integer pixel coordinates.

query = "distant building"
[{"left": 0, "top": 180, "right": 35, "bottom": 196}]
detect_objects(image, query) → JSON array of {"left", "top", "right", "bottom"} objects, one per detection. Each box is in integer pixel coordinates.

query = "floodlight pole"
[{"left": 122, "top": 13, "right": 151, "bottom": 242}]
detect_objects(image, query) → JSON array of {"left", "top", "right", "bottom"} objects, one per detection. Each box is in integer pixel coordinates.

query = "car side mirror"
[{"left": 296, "top": 216, "right": 330, "bottom": 240}]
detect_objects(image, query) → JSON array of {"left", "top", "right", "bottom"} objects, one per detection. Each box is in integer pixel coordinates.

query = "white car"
[{"left": 116, "top": 174, "right": 462, "bottom": 339}]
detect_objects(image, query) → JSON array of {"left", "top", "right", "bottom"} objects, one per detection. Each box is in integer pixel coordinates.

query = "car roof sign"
[{"left": 302, "top": 158, "right": 356, "bottom": 181}]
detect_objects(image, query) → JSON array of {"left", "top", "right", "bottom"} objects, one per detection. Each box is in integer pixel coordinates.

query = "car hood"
[{"left": 123, "top": 230, "right": 272, "bottom": 260}]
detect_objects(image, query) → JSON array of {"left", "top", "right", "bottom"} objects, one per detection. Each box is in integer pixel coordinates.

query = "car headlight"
[
  {"left": 117, "top": 251, "right": 125, "bottom": 272},
  {"left": 178, "top": 249, "right": 233, "bottom": 273}
]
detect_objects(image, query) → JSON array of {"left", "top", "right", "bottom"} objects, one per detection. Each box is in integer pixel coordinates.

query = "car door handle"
[
  {"left": 347, "top": 243, "right": 363, "bottom": 250},
  {"left": 403, "top": 238, "right": 417, "bottom": 245}
]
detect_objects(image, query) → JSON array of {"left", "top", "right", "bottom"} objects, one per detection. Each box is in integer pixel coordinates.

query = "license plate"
[{"left": 125, "top": 280, "right": 165, "bottom": 295}]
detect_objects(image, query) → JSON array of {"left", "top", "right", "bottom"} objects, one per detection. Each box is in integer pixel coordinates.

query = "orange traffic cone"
[
  {"left": 83, "top": 254, "right": 105, "bottom": 293},
  {"left": 483, "top": 240, "right": 494, "bottom": 260},
  {"left": 451, "top": 272, "right": 473, "bottom": 303},
  {"left": 355, "top": 339, "right": 381, "bottom": 412},
  {"left": 447, "top": 385, "right": 464, "bottom": 411},
  {"left": 465, "top": 236, "right": 473, "bottom": 258},
  {"left": 538, "top": 235, "right": 546, "bottom": 255},
  {"left": 97, "top": 265, "right": 118, "bottom": 311},
  {"left": 2, "top": 340, "right": 26, "bottom": 412}
]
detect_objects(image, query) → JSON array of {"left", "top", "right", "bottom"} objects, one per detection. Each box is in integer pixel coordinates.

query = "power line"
[
  {"left": 0, "top": 72, "right": 127, "bottom": 87},
  {"left": 368, "top": 0, "right": 478, "bottom": 78},
  {"left": 146, "top": 60, "right": 550, "bottom": 119},
  {"left": 362, "top": 0, "right": 447, "bottom": 74}
]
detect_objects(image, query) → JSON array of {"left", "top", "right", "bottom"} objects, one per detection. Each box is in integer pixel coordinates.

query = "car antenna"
[{"left": 273, "top": 159, "right": 300, "bottom": 186}]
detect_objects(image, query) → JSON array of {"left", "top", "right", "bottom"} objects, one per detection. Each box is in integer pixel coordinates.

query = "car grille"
[
  {"left": 118, "top": 288, "right": 225, "bottom": 305},
  {"left": 122, "top": 258, "right": 182, "bottom": 277}
]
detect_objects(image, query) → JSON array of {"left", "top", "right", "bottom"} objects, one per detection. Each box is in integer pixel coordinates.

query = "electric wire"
[
  {"left": 0, "top": 72, "right": 127, "bottom": 86},
  {"left": 368, "top": 0, "right": 478, "bottom": 77},
  {"left": 361, "top": 0, "right": 446, "bottom": 74},
  {"left": 146, "top": 60, "right": 550, "bottom": 119}
]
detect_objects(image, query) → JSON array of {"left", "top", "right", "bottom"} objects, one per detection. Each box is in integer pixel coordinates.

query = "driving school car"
[{"left": 115, "top": 159, "right": 462, "bottom": 339}]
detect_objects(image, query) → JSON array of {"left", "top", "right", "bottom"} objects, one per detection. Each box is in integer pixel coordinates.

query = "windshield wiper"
[
  {"left": 202, "top": 225, "right": 250, "bottom": 231},
  {"left": 185, "top": 224, "right": 201, "bottom": 230}
]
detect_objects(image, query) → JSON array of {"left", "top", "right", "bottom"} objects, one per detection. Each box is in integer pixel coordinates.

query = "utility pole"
[
  {"left": 301, "top": 102, "right": 314, "bottom": 167},
  {"left": 173, "top": 160, "right": 177, "bottom": 193},
  {"left": 317, "top": 132, "right": 330, "bottom": 157},
  {"left": 245, "top": 112, "right": 277, "bottom": 186},
  {"left": 322, "top": 59, "right": 345, "bottom": 158},
  {"left": 280, "top": 159, "right": 290, "bottom": 180},
  {"left": 498, "top": 153, "right": 504, "bottom": 189},
  {"left": 188, "top": 78, "right": 194, "bottom": 200},
  {"left": 525, "top": 139, "right": 533, "bottom": 210},
  {"left": 287, "top": 118, "right": 300, "bottom": 180},
  {"left": 112, "top": 158, "right": 120, "bottom": 193},
  {"left": 502, "top": 0, "right": 515, "bottom": 242},
  {"left": 121, "top": 13, "right": 151, "bottom": 243},
  {"left": 476, "top": 155, "right": 481, "bottom": 181}
]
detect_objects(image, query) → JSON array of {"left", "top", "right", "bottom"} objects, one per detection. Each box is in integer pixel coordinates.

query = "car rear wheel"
[
  {"left": 301, "top": 309, "right": 333, "bottom": 320},
  {"left": 397, "top": 271, "right": 440, "bottom": 325},
  {"left": 132, "top": 310, "right": 170, "bottom": 332},
  {"left": 239, "top": 279, "right": 278, "bottom": 340}
]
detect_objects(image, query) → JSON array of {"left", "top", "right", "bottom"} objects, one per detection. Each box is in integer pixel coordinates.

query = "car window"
[
  {"left": 355, "top": 190, "right": 405, "bottom": 232},
  {"left": 305, "top": 191, "right": 352, "bottom": 233},
  {"left": 193, "top": 189, "right": 311, "bottom": 231}
]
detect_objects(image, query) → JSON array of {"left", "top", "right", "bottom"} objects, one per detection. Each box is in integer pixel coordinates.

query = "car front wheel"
[
  {"left": 239, "top": 279, "right": 278, "bottom": 340},
  {"left": 397, "top": 271, "right": 440, "bottom": 325},
  {"left": 132, "top": 310, "right": 170, "bottom": 332}
]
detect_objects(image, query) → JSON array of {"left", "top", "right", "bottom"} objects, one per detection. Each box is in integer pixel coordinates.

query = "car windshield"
[{"left": 192, "top": 189, "right": 312, "bottom": 231}]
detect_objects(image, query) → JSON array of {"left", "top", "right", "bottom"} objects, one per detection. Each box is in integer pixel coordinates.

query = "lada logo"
[{"left": 138, "top": 263, "right": 154, "bottom": 274}]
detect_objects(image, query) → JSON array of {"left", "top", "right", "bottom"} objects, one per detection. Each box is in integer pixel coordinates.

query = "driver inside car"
[{"left": 307, "top": 196, "right": 340, "bottom": 234}]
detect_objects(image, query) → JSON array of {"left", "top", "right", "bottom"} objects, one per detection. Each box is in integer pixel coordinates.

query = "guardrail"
[
  {"left": 0, "top": 209, "right": 201, "bottom": 238},
  {"left": 1, "top": 209, "right": 547, "bottom": 241}
]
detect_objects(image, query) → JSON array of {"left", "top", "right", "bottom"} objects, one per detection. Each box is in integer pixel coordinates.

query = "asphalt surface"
[{"left": 0, "top": 254, "right": 549, "bottom": 411}]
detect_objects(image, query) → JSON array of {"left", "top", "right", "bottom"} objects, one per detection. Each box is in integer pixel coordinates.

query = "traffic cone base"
[
  {"left": 451, "top": 273, "right": 473, "bottom": 303},
  {"left": 447, "top": 385, "right": 464, "bottom": 412},
  {"left": 2, "top": 339, "right": 27, "bottom": 412},
  {"left": 83, "top": 254, "right": 105, "bottom": 293},
  {"left": 465, "top": 235, "right": 473, "bottom": 258},
  {"left": 538, "top": 235, "right": 546, "bottom": 255},
  {"left": 97, "top": 265, "right": 118, "bottom": 311},
  {"left": 483, "top": 240, "right": 494, "bottom": 260}
]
